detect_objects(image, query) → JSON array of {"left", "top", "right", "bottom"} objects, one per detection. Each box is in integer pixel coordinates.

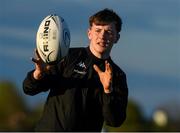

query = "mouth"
[{"left": 97, "top": 41, "right": 110, "bottom": 47}]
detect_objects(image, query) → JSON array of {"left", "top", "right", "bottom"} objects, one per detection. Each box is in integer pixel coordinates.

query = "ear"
[
  {"left": 87, "top": 28, "right": 92, "bottom": 40},
  {"left": 114, "top": 33, "right": 120, "bottom": 43}
]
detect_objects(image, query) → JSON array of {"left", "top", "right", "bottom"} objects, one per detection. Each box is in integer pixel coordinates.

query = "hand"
[
  {"left": 93, "top": 60, "right": 113, "bottom": 93},
  {"left": 31, "top": 49, "right": 50, "bottom": 80}
]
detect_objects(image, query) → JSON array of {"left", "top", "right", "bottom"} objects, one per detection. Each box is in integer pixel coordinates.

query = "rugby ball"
[{"left": 36, "top": 14, "right": 70, "bottom": 64}]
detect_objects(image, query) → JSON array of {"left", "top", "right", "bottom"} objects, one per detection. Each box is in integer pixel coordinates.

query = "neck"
[{"left": 89, "top": 45, "right": 110, "bottom": 59}]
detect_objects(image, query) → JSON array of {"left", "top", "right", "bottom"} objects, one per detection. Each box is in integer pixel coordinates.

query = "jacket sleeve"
[
  {"left": 23, "top": 70, "right": 52, "bottom": 96},
  {"left": 102, "top": 71, "right": 128, "bottom": 127},
  {"left": 23, "top": 58, "right": 69, "bottom": 96},
  {"left": 23, "top": 58, "right": 66, "bottom": 96}
]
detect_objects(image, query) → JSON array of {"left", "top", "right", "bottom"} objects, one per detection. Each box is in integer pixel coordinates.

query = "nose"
[{"left": 99, "top": 30, "right": 106, "bottom": 39}]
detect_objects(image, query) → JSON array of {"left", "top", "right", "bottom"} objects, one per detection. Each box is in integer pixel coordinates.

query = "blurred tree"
[
  {"left": 2, "top": 80, "right": 179, "bottom": 131},
  {"left": 103, "top": 99, "right": 180, "bottom": 132},
  {"left": 0, "top": 80, "right": 42, "bottom": 131}
]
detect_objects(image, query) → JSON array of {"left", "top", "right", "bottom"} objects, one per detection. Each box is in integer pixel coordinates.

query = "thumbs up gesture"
[{"left": 93, "top": 60, "right": 113, "bottom": 93}]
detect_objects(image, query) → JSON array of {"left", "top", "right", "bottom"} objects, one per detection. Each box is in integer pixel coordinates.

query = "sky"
[{"left": 0, "top": 0, "right": 180, "bottom": 118}]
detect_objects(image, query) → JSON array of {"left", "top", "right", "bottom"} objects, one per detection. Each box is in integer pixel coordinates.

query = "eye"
[
  {"left": 107, "top": 30, "right": 113, "bottom": 35},
  {"left": 95, "top": 29, "right": 101, "bottom": 33}
]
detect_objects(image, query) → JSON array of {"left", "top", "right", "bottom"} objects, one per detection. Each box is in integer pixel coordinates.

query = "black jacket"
[{"left": 23, "top": 47, "right": 128, "bottom": 132}]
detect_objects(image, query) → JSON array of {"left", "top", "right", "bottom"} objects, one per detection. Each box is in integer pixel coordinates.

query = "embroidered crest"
[{"left": 74, "top": 61, "right": 87, "bottom": 75}]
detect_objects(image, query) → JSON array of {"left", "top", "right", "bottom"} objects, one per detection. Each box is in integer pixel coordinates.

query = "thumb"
[{"left": 93, "top": 64, "right": 102, "bottom": 74}]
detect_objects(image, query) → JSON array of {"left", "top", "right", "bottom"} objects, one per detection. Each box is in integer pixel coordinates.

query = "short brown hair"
[{"left": 89, "top": 8, "right": 122, "bottom": 32}]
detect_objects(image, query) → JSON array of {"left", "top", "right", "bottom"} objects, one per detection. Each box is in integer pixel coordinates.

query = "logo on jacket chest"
[{"left": 74, "top": 61, "right": 87, "bottom": 75}]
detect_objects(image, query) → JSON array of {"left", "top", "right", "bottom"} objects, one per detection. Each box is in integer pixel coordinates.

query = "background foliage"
[{"left": 0, "top": 80, "right": 179, "bottom": 131}]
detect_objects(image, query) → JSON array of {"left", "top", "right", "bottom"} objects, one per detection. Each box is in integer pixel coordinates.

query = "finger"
[
  {"left": 34, "top": 48, "right": 41, "bottom": 59},
  {"left": 31, "top": 57, "right": 39, "bottom": 63},
  {"left": 93, "top": 64, "right": 102, "bottom": 74},
  {"left": 33, "top": 48, "right": 44, "bottom": 63},
  {"left": 31, "top": 57, "right": 42, "bottom": 70},
  {"left": 105, "top": 60, "right": 109, "bottom": 71},
  {"left": 105, "top": 60, "right": 112, "bottom": 73}
]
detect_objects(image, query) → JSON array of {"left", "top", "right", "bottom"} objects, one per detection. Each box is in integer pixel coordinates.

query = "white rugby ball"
[{"left": 36, "top": 14, "right": 70, "bottom": 64}]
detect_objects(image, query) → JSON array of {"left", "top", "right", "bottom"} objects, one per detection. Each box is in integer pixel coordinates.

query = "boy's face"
[{"left": 88, "top": 22, "right": 119, "bottom": 57}]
